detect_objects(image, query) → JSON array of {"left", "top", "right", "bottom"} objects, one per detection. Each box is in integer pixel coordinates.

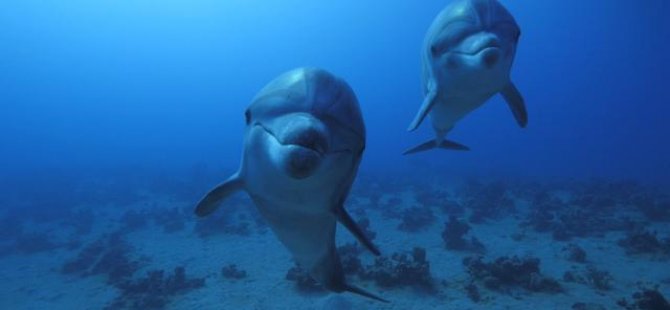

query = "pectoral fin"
[
  {"left": 194, "top": 173, "right": 244, "bottom": 217},
  {"left": 407, "top": 83, "right": 438, "bottom": 132},
  {"left": 500, "top": 82, "right": 528, "bottom": 128},
  {"left": 335, "top": 206, "right": 381, "bottom": 256}
]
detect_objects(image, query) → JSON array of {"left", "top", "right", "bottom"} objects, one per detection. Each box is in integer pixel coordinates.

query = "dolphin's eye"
[
  {"left": 244, "top": 110, "right": 251, "bottom": 125},
  {"left": 430, "top": 45, "right": 439, "bottom": 57}
]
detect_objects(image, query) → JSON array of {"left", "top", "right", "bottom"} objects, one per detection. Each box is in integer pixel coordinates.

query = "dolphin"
[
  {"left": 405, "top": 0, "right": 527, "bottom": 154},
  {"left": 194, "top": 68, "right": 387, "bottom": 302}
]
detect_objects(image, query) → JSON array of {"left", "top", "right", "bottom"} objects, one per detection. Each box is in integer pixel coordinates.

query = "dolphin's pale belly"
[
  {"left": 252, "top": 197, "right": 337, "bottom": 272},
  {"left": 430, "top": 95, "right": 490, "bottom": 133}
]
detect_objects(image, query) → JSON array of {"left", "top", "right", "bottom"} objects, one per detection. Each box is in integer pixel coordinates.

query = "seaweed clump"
[
  {"left": 338, "top": 242, "right": 364, "bottom": 275},
  {"left": 441, "top": 215, "right": 485, "bottom": 253},
  {"left": 520, "top": 180, "right": 645, "bottom": 241},
  {"left": 617, "top": 287, "right": 670, "bottom": 310},
  {"left": 285, "top": 247, "right": 435, "bottom": 294},
  {"left": 462, "top": 181, "right": 515, "bottom": 223},
  {"left": 562, "top": 243, "right": 588, "bottom": 263},
  {"left": 61, "top": 232, "right": 147, "bottom": 285},
  {"left": 618, "top": 229, "right": 670, "bottom": 257},
  {"left": 61, "top": 232, "right": 207, "bottom": 309},
  {"left": 563, "top": 265, "right": 614, "bottom": 291},
  {"left": 285, "top": 265, "right": 325, "bottom": 293},
  {"left": 463, "top": 255, "right": 562, "bottom": 294},
  {"left": 283, "top": 241, "right": 374, "bottom": 294},
  {"left": 106, "top": 267, "right": 205, "bottom": 310},
  {"left": 359, "top": 247, "right": 434, "bottom": 292}
]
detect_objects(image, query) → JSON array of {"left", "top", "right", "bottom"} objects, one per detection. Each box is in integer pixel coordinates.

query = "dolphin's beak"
[
  {"left": 260, "top": 114, "right": 330, "bottom": 179},
  {"left": 282, "top": 126, "right": 329, "bottom": 155},
  {"left": 453, "top": 33, "right": 502, "bottom": 56},
  {"left": 452, "top": 33, "right": 503, "bottom": 69}
]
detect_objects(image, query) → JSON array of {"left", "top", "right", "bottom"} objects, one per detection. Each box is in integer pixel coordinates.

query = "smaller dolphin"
[
  {"left": 405, "top": 0, "right": 527, "bottom": 154},
  {"left": 195, "top": 68, "right": 387, "bottom": 302}
]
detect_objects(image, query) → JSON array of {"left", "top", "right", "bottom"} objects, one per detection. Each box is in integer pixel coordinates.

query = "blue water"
[{"left": 1, "top": 0, "right": 669, "bottom": 309}]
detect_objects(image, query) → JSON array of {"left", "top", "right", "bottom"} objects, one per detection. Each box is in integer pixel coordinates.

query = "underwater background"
[{"left": 1, "top": 0, "right": 669, "bottom": 309}]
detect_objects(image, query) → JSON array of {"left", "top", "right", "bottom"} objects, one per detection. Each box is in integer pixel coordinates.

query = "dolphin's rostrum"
[
  {"left": 195, "top": 68, "right": 387, "bottom": 302},
  {"left": 406, "top": 0, "right": 528, "bottom": 154}
]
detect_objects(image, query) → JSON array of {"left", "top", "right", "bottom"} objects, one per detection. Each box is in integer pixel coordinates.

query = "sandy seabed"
[{"left": 1, "top": 178, "right": 668, "bottom": 310}]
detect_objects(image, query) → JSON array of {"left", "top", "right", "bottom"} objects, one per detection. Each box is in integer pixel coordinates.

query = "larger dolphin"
[
  {"left": 195, "top": 68, "right": 386, "bottom": 302},
  {"left": 405, "top": 0, "right": 528, "bottom": 154}
]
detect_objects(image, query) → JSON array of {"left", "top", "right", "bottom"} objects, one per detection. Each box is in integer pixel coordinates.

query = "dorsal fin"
[{"left": 194, "top": 173, "right": 244, "bottom": 217}]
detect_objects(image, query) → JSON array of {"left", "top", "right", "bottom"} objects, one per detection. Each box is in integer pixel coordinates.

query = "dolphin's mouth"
[
  {"left": 256, "top": 123, "right": 327, "bottom": 155},
  {"left": 475, "top": 45, "right": 500, "bottom": 55},
  {"left": 453, "top": 42, "right": 501, "bottom": 56}
]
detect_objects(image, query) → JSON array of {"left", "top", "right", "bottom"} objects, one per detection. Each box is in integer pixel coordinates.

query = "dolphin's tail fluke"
[
  {"left": 403, "top": 139, "right": 469, "bottom": 155},
  {"left": 344, "top": 284, "right": 389, "bottom": 303}
]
